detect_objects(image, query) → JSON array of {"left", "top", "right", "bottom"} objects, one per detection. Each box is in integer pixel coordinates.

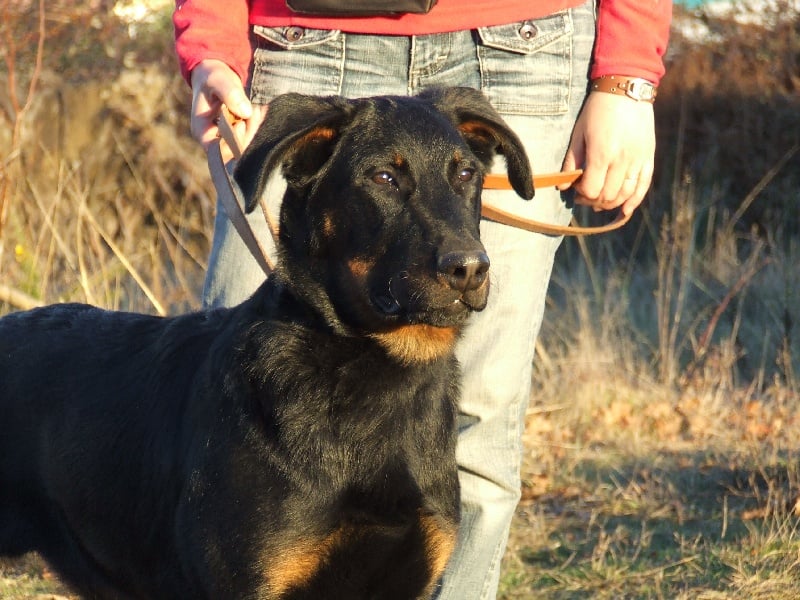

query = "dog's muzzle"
[
  {"left": 372, "top": 247, "right": 491, "bottom": 323},
  {"left": 436, "top": 250, "right": 490, "bottom": 295}
]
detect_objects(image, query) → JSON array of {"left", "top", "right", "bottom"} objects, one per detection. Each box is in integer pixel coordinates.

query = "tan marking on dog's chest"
[
  {"left": 371, "top": 324, "right": 458, "bottom": 364},
  {"left": 264, "top": 529, "right": 343, "bottom": 598},
  {"left": 263, "top": 514, "right": 456, "bottom": 597},
  {"left": 419, "top": 512, "right": 458, "bottom": 582},
  {"left": 321, "top": 211, "right": 336, "bottom": 239}
]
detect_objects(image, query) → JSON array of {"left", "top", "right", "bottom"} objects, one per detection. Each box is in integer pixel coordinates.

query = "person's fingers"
[
  {"left": 189, "top": 59, "right": 251, "bottom": 150},
  {"left": 191, "top": 90, "right": 220, "bottom": 149},
  {"left": 220, "top": 86, "right": 253, "bottom": 122},
  {"left": 241, "top": 104, "right": 269, "bottom": 150},
  {"left": 557, "top": 144, "right": 583, "bottom": 191},
  {"left": 566, "top": 91, "right": 655, "bottom": 214},
  {"left": 573, "top": 151, "right": 613, "bottom": 205},
  {"left": 620, "top": 162, "right": 655, "bottom": 216}
]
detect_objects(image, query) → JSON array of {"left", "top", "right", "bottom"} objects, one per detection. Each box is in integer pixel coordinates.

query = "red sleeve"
[
  {"left": 591, "top": 0, "right": 672, "bottom": 84},
  {"left": 173, "top": 0, "right": 253, "bottom": 86}
]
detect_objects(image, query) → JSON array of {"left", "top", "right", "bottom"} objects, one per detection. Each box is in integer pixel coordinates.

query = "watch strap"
[{"left": 590, "top": 75, "right": 658, "bottom": 103}]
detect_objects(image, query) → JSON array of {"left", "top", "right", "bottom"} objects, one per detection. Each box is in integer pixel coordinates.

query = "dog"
[{"left": 0, "top": 87, "right": 534, "bottom": 599}]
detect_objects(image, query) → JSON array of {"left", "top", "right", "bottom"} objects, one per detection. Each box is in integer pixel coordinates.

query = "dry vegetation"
[
  {"left": 0, "top": 0, "right": 210, "bottom": 317},
  {"left": 1, "top": 2, "right": 798, "bottom": 598},
  {"left": 500, "top": 4, "right": 800, "bottom": 597}
]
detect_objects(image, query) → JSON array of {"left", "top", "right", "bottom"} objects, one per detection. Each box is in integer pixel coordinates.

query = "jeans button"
[
  {"left": 284, "top": 26, "right": 304, "bottom": 42},
  {"left": 518, "top": 22, "right": 538, "bottom": 41}
]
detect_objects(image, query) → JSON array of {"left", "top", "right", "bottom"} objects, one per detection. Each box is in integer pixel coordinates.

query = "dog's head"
[{"left": 235, "top": 88, "right": 533, "bottom": 364}]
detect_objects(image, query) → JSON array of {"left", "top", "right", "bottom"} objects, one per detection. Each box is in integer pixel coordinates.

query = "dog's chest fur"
[{"left": 174, "top": 285, "right": 461, "bottom": 598}]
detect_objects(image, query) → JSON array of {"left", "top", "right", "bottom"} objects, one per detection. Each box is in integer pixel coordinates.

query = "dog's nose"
[{"left": 437, "top": 251, "right": 490, "bottom": 293}]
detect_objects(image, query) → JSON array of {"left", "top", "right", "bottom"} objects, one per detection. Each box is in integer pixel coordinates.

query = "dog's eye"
[
  {"left": 457, "top": 168, "right": 475, "bottom": 183},
  {"left": 372, "top": 171, "right": 396, "bottom": 187}
]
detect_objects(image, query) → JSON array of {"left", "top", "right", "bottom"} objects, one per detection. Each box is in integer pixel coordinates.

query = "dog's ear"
[
  {"left": 234, "top": 94, "right": 353, "bottom": 212},
  {"left": 419, "top": 87, "right": 535, "bottom": 200}
]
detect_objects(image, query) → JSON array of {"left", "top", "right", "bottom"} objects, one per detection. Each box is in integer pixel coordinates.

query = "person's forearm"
[
  {"left": 592, "top": 0, "right": 672, "bottom": 83},
  {"left": 173, "top": 0, "right": 253, "bottom": 86}
]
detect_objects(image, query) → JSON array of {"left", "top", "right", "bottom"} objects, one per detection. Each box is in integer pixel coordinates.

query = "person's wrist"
[
  {"left": 589, "top": 75, "right": 658, "bottom": 103},
  {"left": 191, "top": 58, "right": 236, "bottom": 89}
]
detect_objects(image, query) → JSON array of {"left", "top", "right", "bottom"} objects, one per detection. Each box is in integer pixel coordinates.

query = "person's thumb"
[{"left": 223, "top": 86, "right": 253, "bottom": 121}]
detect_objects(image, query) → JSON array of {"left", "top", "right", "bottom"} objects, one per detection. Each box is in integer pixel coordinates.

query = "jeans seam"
[
  {"left": 480, "top": 520, "right": 512, "bottom": 599},
  {"left": 408, "top": 35, "right": 416, "bottom": 96},
  {"left": 337, "top": 33, "right": 346, "bottom": 96}
]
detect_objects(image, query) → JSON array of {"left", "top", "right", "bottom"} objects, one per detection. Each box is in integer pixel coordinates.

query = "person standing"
[{"left": 173, "top": 1, "right": 671, "bottom": 597}]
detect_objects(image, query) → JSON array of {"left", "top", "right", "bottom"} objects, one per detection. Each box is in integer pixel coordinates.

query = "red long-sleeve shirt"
[{"left": 174, "top": 0, "right": 671, "bottom": 89}]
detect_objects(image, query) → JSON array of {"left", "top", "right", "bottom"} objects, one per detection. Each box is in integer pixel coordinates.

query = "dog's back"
[{"left": 0, "top": 304, "right": 232, "bottom": 597}]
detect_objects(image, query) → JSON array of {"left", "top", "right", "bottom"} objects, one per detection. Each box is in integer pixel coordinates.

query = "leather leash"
[
  {"left": 208, "top": 105, "right": 631, "bottom": 277},
  {"left": 208, "top": 105, "right": 278, "bottom": 274},
  {"left": 481, "top": 172, "right": 633, "bottom": 236}
]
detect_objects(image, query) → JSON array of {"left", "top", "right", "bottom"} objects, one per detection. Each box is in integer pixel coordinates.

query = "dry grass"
[
  {"left": 1, "top": 65, "right": 211, "bottom": 314},
  {"left": 1, "top": 0, "right": 210, "bottom": 315},
  {"left": 0, "top": 554, "right": 75, "bottom": 599},
  {"left": 501, "top": 298, "right": 800, "bottom": 598},
  {"left": 1, "top": 2, "right": 799, "bottom": 598}
]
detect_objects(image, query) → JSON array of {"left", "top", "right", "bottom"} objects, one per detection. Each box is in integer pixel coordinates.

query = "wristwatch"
[{"left": 590, "top": 75, "right": 658, "bottom": 103}]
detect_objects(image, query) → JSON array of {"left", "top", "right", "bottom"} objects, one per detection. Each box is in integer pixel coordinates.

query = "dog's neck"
[{"left": 264, "top": 269, "right": 355, "bottom": 339}]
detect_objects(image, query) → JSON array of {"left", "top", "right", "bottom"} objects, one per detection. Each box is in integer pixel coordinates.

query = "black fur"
[{"left": 0, "top": 87, "right": 533, "bottom": 599}]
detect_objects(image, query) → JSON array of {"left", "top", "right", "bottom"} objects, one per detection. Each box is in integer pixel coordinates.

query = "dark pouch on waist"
[{"left": 286, "top": 0, "right": 438, "bottom": 16}]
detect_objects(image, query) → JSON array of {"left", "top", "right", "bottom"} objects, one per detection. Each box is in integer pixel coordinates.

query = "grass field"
[
  {"left": 499, "top": 332, "right": 800, "bottom": 599},
  {"left": 1, "top": 2, "right": 798, "bottom": 598}
]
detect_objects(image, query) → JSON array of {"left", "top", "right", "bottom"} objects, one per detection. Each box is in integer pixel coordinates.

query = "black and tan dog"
[{"left": 0, "top": 88, "right": 533, "bottom": 599}]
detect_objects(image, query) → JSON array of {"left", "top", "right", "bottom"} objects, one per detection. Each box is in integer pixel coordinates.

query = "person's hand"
[
  {"left": 559, "top": 91, "right": 656, "bottom": 216},
  {"left": 190, "top": 59, "right": 267, "bottom": 153}
]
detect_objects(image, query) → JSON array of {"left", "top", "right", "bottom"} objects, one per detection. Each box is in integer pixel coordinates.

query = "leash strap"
[
  {"left": 208, "top": 104, "right": 631, "bottom": 276},
  {"left": 210, "top": 105, "right": 281, "bottom": 276},
  {"left": 482, "top": 172, "right": 633, "bottom": 235},
  {"left": 207, "top": 139, "right": 275, "bottom": 276}
]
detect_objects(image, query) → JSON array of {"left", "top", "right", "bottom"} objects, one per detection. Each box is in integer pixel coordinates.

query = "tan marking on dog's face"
[
  {"left": 346, "top": 258, "right": 374, "bottom": 281},
  {"left": 419, "top": 512, "right": 457, "bottom": 582},
  {"left": 370, "top": 324, "right": 458, "bottom": 365},
  {"left": 393, "top": 153, "right": 406, "bottom": 168}
]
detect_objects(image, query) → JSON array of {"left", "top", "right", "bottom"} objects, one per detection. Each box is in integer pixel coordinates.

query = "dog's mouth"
[
  {"left": 371, "top": 289, "right": 403, "bottom": 316},
  {"left": 365, "top": 275, "right": 488, "bottom": 364},
  {"left": 370, "top": 274, "right": 488, "bottom": 326}
]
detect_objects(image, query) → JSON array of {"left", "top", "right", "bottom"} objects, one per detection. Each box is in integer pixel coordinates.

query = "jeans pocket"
[
  {"left": 253, "top": 24, "right": 341, "bottom": 49},
  {"left": 250, "top": 25, "right": 344, "bottom": 102},
  {"left": 476, "top": 12, "right": 574, "bottom": 115}
]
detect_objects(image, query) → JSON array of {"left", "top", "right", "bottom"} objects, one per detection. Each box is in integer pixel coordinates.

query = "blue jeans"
[{"left": 204, "top": 2, "right": 595, "bottom": 597}]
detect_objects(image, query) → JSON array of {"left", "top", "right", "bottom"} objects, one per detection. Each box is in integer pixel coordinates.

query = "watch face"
[{"left": 628, "top": 80, "right": 656, "bottom": 101}]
